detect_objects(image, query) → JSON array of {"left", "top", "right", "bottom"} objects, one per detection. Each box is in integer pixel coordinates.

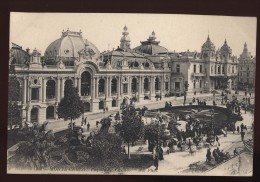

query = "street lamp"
[{"left": 210, "top": 107, "right": 214, "bottom": 134}]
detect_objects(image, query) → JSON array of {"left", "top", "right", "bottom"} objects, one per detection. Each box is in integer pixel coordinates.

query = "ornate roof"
[
  {"left": 133, "top": 31, "right": 168, "bottom": 55},
  {"left": 44, "top": 29, "right": 100, "bottom": 62},
  {"left": 220, "top": 39, "right": 232, "bottom": 54},
  {"left": 9, "top": 43, "right": 30, "bottom": 65},
  {"left": 201, "top": 35, "right": 215, "bottom": 50}
]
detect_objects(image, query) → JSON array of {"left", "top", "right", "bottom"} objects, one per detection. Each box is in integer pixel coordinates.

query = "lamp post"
[
  {"left": 210, "top": 107, "right": 214, "bottom": 135},
  {"left": 155, "top": 112, "right": 162, "bottom": 170}
]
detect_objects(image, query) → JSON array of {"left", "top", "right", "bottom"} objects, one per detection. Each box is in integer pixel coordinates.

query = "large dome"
[
  {"left": 133, "top": 31, "right": 168, "bottom": 55},
  {"left": 44, "top": 30, "right": 100, "bottom": 61}
]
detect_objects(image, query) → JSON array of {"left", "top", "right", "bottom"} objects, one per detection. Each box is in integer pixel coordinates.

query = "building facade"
[
  {"left": 10, "top": 26, "right": 247, "bottom": 124},
  {"left": 9, "top": 27, "right": 171, "bottom": 124},
  {"left": 170, "top": 36, "right": 239, "bottom": 95},
  {"left": 237, "top": 43, "right": 256, "bottom": 90}
]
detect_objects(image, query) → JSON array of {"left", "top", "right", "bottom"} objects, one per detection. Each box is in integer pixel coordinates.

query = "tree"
[
  {"left": 120, "top": 104, "right": 144, "bottom": 159},
  {"left": 90, "top": 132, "right": 123, "bottom": 172},
  {"left": 10, "top": 122, "right": 55, "bottom": 170},
  {"left": 57, "top": 80, "right": 84, "bottom": 131},
  {"left": 8, "top": 64, "right": 21, "bottom": 132}
]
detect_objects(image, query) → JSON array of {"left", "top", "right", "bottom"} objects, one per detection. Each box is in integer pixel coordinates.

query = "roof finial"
[{"left": 123, "top": 25, "right": 127, "bottom": 31}]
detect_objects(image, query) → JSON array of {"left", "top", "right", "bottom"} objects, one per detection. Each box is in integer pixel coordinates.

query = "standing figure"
[
  {"left": 206, "top": 148, "right": 212, "bottom": 163},
  {"left": 237, "top": 125, "right": 240, "bottom": 134},
  {"left": 87, "top": 122, "right": 90, "bottom": 132}
]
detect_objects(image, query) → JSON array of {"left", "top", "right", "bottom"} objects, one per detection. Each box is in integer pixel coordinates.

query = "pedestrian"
[
  {"left": 240, "top": 123, "right": 244, "bottom": 131},
  {"left": 87, "top": 122, "right": 90, "bottom": 132},
  {"left": 206, "top": 148, "right": 212, "bottom": 163},
  {"left": 244, "top": 125, "right": 247, "bottom": 131},
  {"left": 241, "top": 130, "right": 245, "bottom": 141},
  {"left": 106, "top": 106, "right": 108, "bottom": 112},
  {"left": 160, "top": 95, "right": 162, "bottom": 100},
  {"left": 216, "top": 135, "right": 220, "bottom": 146},
  {"left": 84, "top": 117, "right": 87, "bottom": 125},
  {"left": 188, "top": 139, "right": 192, "bottom": 151},
  {"left": 103, "top": 108, "right": 105, "bottom": 113},
  {"left": 96, "top": 121, "right": 99, "bottom": 127},
  {"left": 237, "top": 125, "right": 240, "bottom": 134}
]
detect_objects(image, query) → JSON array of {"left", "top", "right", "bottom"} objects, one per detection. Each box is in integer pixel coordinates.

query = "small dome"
[
  {"left": 201, "top": 35, "right": 215, "bottom": 50},
  {"left": 10, "top": 43, "right": 30, "bottom": 65},
  {"left": 133, "top": 31, "right": 168, "bottom": 55},
  {"left": 44, "top": 30, "right": 100, "bottom": 62}
]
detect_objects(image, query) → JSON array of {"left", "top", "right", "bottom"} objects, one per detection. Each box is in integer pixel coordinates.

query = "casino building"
[
  {"left": 9, "top": 26, "right": 171, "bottom": 123},
  {"left": 9, "top": 26, "right": 246, "bottom": 124}
]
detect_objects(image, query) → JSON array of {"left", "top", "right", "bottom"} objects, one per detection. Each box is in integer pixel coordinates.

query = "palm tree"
[{"left": 11, "top": 122, "right": 55, "bottom": 170}]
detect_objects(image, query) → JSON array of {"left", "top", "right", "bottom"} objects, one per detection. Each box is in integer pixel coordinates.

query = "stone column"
[
  {"left": 77, "top": 77, "right": 81, "bottom": 96},
  {"left": 161, "top": 75, "right": 165, "bottom": 96},
  {"left": 42, "top": 78, "right": 46, "bottom": 102},
  {"left": 74, "top": 77, "right": 78, "bottom": 88},
  {"left": 108, "top": 77, "right": 111, "bottom": 97},
  {"left": 56, "top": 77, "right": 60, "bottom": 102},
  {"left": 60, "top": 77, "right": 64, "bottom": 99},
  {"left": 23, "top": 77, "right": 27, "bottom": 104},
  {"left": 128, "top": 77, "right": 131, "bottom": 96},
  {"left": 39, "top": 80, "right": 42, "bottom": 102},
  {"left": 105, "top": 77, "right": 109, "bottom": 98},
  {"left": 95, "top": 77, "right": 98, "bottom": 98},
  {"left": 117, "top": 77, "right": 120, "bottom": 96},
  {"left": 138, "top": 77, "right": 142, "bottom": 94},
  {"left": 92, "top": 77, "right": 95, "bottom": 99}
]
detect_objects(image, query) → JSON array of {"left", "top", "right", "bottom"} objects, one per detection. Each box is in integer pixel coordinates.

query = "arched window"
[
  {"left": 131, "top": 78, "right": 137, "bottom": 92},
  {"left": 81, "top": 71, "right": 91, "bottom": 96},
  {"left": 46, "top": 106, "right": 55, "bottom": 119},
  {"left": 144, "top": 78, "right": 149, "bottom": 91},
  {"left": 98, "top": 79, "right": 105, "bottom": 94},
  {"left": 144, "top": 62, "right": 150, "bottom": 68},
  {"left": 46, "top": 80, "right": 56, "bottom": 99},
  {"left": 31, "top": 108, "right": 38, "bottom": 123},
  {"left": 112, "top": 100, "right": 116, "bottom": 107},
  {"left": 84, "top": 102, "right": 91, "bottom": 112},
  {"left": 99, "top": 101, "right": 104, "bottom": 110},
  {"left": 111, "top": 78, "right": 117, "bottom": 94},
  {"left": 155, "top": 77, "right": 160, "bottom": 90}
]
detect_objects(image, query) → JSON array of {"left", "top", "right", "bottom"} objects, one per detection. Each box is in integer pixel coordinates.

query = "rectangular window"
[
  {"left": 175, "top": 82, "right": 180, "bottom": 90},
  {"left": 200, "top": 65, "right": 203, "bottom": 73},
  {"left": 31, "top": 88, "right": 39, "bottom": 100},
  {"left": 193, "top": 80, "right": 196, "bottom": 89},
  {"left": 232, "top": 66, "right": 234, "bottom": 73},
  {"left": 123, "top": 84, "right": 128, "bottom": 94},
  {"left": 193, "top": 65, "right": 196, "bottom": 73},
  {"left": 200, "top": 80, "right": 202, "bottom": 88},
  {"left": 165, "top": 82, "right": 169, "bottom": 90},
  {"left": 176, "top": 64, "right": 180, "bottom": 73},
  {"left": 185, "top": 81, "right": 188, "bottom": 91}
]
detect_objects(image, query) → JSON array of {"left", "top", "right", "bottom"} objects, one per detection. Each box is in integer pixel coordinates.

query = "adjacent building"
[
  {"left": 170, "top": 36, "right": 238, "bottom": 95},
  {"left": 237, "top": 43, "right": 256, "bottom": 90}
]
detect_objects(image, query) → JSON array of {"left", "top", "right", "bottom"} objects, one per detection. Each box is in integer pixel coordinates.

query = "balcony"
[
  {"left": 155, "top": 90, "right": 161, "bottom": 95},
  {"left": 30, "top": 99, "right": 40, "bottom": 103},
  {"left": 171, "top": 72, "right": 183, "bottom": 77},
  {"left": 98, "top": 92, "right": 105, "bottom": 98},
  {"left": 111, "top": 92, "right": 118, "bottom": 97},
  {"left": 193, "top": 72, "right": 206, "bottom": 77},
  {"left": 144, "top": 90, "right": 150, "bottom": 95}
]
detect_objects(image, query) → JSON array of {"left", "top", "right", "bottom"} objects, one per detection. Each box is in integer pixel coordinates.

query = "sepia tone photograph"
[{"left": 7, "top": 13, "right": 256, "bottom": 176}]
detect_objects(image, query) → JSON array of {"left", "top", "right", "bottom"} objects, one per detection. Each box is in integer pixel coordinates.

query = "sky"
[{"left": 10, "top": 13, "right": 257, "bottom": 57}]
